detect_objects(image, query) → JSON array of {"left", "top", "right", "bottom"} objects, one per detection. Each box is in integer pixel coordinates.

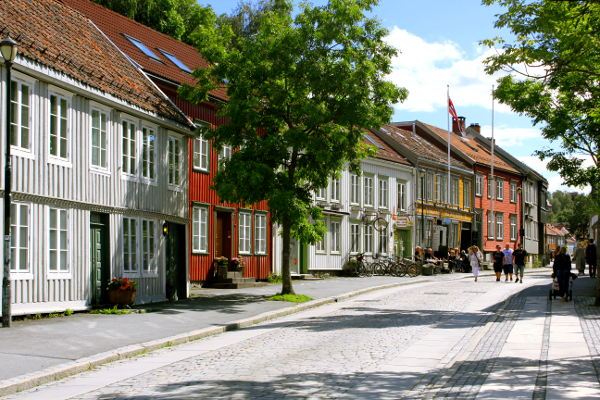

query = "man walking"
[
  {"left": 502, "top": 243, "right": 514, "bottom": 282},
  {"left": 586, "top": 239, "right": 597, "bottom": 278},
  {"left": 493, "top": 245, "right": 504, "bottom": 282},
  {"left": 513, "top": 243, "right": 527, "bottom": 283}
]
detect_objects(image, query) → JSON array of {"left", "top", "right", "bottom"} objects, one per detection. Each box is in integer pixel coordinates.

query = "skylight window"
[
  {"left": 364, "top": 134, "right": 384, "bottom": 149},
  {"left": 159, "top": 49, "right": 192, "bottom": 73},
  {"left": 124, "top": 34, "right": 161, "bottom": 61}
]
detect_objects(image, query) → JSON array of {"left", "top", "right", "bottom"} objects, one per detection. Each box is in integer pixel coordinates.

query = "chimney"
[
  {"left": 452, "top": 116, "right": 466, "bottom": 134},
  {"left": 469, "top": 123, "right": 481, "bottom": 134}
]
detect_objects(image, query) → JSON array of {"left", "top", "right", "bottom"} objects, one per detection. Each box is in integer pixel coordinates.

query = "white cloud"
[
  {"left": 515, "top": 155, "right": 590, "bottom": 194},
  {"left": 479, "top": 124, "right": 543, "bottom": 148},
  {"left": 385, "top": 27, "right": 512, "bottom": 113}
]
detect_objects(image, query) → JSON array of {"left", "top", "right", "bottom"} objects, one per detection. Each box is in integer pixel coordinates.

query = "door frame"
[{"left": 90, "top": 212, "right": 110, "bottom": 306}]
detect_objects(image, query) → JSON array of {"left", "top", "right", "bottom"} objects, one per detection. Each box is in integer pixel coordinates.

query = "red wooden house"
[{"left": 66, "top": 0, "right": 272, "bottom": 286}]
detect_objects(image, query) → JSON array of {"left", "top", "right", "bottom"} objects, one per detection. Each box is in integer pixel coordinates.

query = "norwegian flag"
[{"left": 448, "top": 97, "right": 459, "bottom": 121}]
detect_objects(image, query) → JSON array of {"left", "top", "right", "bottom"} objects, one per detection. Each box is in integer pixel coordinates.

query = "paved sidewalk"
[{"left": 0, "top": 272, "right": 480, "bottom": 397}]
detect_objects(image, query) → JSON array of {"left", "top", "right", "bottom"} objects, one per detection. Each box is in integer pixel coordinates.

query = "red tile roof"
[
  {"left": 363, "top": 132, "right": 411, "bottom": 166},
  {"left": 62, "top": 0, "right": 228, "bottom": 101},
  {"left": 0, "top": 0, "right": 191, "bottom": 126}
]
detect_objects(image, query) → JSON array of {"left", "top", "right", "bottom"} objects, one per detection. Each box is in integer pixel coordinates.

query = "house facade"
[
  {"left": 378, "top": 124, "right": 475, "bottom": 254},
  {"left": 65, "top": 0, "right": 272, "bottom": 284},
  {"left": 272, "top": 132, "right": 415, "bottom": 274},
  {"left": 0, "top": 0, "right": 193, "bottom": 315}
]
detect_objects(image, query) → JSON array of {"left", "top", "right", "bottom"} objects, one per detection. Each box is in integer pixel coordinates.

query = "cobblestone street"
[{"left": 8, "top": 271, "right": 600, "bottom": 399}]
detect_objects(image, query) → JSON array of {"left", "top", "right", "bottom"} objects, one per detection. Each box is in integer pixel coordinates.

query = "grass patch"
[
  {"left": 90, "top": 306, "right": 137, "bottom": 315},
  {"left": 267, "top": 293, "right": 313, "bottom": 303}
]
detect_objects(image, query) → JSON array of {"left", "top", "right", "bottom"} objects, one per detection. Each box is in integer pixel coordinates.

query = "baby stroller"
[{"left": 549, "top": 272, "right": 577, "bottom": 301}]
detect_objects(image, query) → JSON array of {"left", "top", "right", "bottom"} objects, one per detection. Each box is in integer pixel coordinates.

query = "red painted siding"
[
  {"left": 156, "top": 81, "right": 272, "bottom": 281},
  {"left": 474, "top": 165, "right": 523, "bottom": 253}
]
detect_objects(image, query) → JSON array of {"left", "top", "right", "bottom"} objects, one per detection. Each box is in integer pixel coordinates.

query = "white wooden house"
[
  {"left": 272, "top": 133, "right": 415, "bottom": 274},
  {"left": 0, "top": 0, "right": 194, "bottom": 316}
]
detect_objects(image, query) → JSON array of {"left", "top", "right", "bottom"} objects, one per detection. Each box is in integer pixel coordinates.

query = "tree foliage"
[
  {"left": 182, "top": 0, "right": 406, "bottom": 294},
  {"left": 548, "top": 191, "right": 594, "bottom": 238},
  {"left": 482, "top": 0, "right": 600, "bottom": 201}
]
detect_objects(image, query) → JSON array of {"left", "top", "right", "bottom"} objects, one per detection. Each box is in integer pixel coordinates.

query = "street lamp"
[{"left": 1, "top": 36, "right": 17, "bottom": 328}]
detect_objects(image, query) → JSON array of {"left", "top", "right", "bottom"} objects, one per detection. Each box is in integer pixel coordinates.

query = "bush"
[
  {"left": 267, "top": 273, "right": 282, "bottom": 284},
  {"left": 342, "top": 259, "right": 360, "bottom": 277}
]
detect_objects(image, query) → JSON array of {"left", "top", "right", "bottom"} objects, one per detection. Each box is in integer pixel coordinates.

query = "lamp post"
[{"left": 1, "top": 37, "right": 17, "bottom": 328}]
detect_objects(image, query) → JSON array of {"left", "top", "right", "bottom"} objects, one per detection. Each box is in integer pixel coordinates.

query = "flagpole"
[
  {"left": 491, "top": 84, "right": 495, "bottom": 244},
  {"left": 447, "top": 85, "right": 451, "bottom": 209}
]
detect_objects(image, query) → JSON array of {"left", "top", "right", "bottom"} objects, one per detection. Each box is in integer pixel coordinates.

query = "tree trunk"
[{"left": 280, "top": 217, "right": 295, "bottom": 295}]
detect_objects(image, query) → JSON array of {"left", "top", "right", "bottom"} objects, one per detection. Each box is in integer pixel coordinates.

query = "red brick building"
[{"left": 66, "top": 0, "right": 272, "bottom": 286}]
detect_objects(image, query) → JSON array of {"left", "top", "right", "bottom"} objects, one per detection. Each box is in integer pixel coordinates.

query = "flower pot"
[
  {"left": 108, "top": 289, "right": 136, "bottom": 307},
  {"left": 216, "top": 265, "right": 228, "bottom": 280}
]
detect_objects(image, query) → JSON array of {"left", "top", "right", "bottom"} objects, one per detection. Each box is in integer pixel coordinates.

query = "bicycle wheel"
[{"left": 407, "top": 263, "right": 418, "bottom": 277}]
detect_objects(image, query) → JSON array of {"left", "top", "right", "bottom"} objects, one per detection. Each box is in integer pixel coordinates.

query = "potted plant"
[
  {"left": 229, "top": 257, "right": 245, "bottom": 273},
  {"left": 214, "top": 256, "right": 229, "bottom": 280},
  {"left": 107, "top": 277, "right": 137, "bottom": 307}
]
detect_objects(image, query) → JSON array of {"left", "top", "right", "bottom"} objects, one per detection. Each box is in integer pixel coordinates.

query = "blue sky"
[{"left": 198, "top": 0, "right": 579, "bottom": 193}]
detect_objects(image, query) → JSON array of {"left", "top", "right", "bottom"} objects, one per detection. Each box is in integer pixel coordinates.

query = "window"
[
  {"left": 122, "top": 120, "right": 137, "bottom": 175},
  {"left": 510, "top": 214, "right": 517, "bottom": 241},
  {"left": 316, "top": 229, "right": 326, "bottom": 253},
  {"left": 49, "top": 94, "right": 68, "bottom": 159},
  {"left": 255, "top": 214, "right": 267, "bottom": 255},
  {"left": 10, "top": 203, "right": 29, "bottom": 272},
  {"left": 315, "top": 187, "right": 326, "bottom": 200},
  {"left": 142, "top": 127, "right": 156, "bottom": 180},
  {"left": 378, "top": 177, "right": 388, "bottom": 208},
  {"left": 239, "top": 212, "right": 251, "bottom": 254},
  {"left": 193, "top": 136, "right": 209, "bottom": 171},
  {"left": 487, "top": 176, "right": 493, "bottom": 199},
  {"left": 364, "top": 175, "right": 374, "bottom": 206},
  {"left": 91, "top": 109, "right": 108, "bottom": 169},
  {"left": 487, "top": 211, "right": 494, "bottom": 239},
  {"left": 426, "top": 172, "right": 434, "bottom": 201},
  {"left": 378, "top": 227, "right": 388, "bottom": 255},
  {"left": 416, "top": 217, "right": 423, "bottom": 247},
  {"left": 439, "top": 175, "right": 448, "bottom": 204},
  {"left": 192, "top": 205, "right": 208, "bottom": 253},
  {"left": 451, "top": 177, "right": 459, "bottom": 205},
  {"left": 124, "top": 34, "right": 161, "bottom": 61},
  {"left": 475, "top": 174, "right": 483, "bottom": 197},
  {"left": 496, "top": 213, "right": 504, "bottom": 240},
  {"left": 10, "top": 80, "right": 31, "bottom": 150},
  {"left": 168, "top": 136, "right": 181, "bottom": 186},
  {"left": 398, "top": 182, "right": 406, "bottom": 211},
  {"left": 463, "top": 181, "right": 471, "bottom": 208},
  {"left": 330, "top": 178, "right": 341, "bottom": 202},
  {"left": 417, "top": 172, "right": 425, "bottom": 200},
  {"left": 425, "top": 218, "right": 433, "bottom": 247},
  {"left": 218, "top": 145, "right": 232, "bottom": 169},
  {"left": 350, "top": 174, "right": 360, "bottom": 204},
  {"left": 158, "top": 49, "right": 192, "bottom": 73},
  {"left": 141, "top": 220, "right": 156, "bottom": 274},
  {"left": 123, "top": 217, "right": 137, "bottom": 272},
  {"left": 49, "top": 207, "right": 69, "bottom": 272},
  {"left": 364, "top": 225, "right": 374, "bottom": 254},
  {"left": 330, "top": 220, "right": 340, "bottom": 253},
  {"left": 496, "top": 179, "right": 504, "bottom": 200},
  {"left": 449, "top": 223, "right": 459, "bottom": 248},
  {"left": 434, "top": 174, "right": 441, "bottom": 202},
  {"left": 350, "top": 223, "right": 360, "bottom": 253},
  {"left": 510, "top": 182, "right": 517, "bottom": 203}
]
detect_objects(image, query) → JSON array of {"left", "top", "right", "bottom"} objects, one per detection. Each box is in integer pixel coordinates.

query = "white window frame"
[
  {"left": 121, "top": 118, "right": 137, "bottom": 178},
  {"left": 330, "top": 220, "right": 340, "bottom": 253},
  {"left": 192, "top": 205, "right": 208, "bottom": 253},
  {"left": 315, "top": 187, "right": 326, "bottom": 201},
  {"left": 451, "top": 177, "right": 459, "bottom": 205},
  {"left": 48, "top": 88, "right": 72, "bottom": 165},
  {"left": 239, "top": 211, "right": 252, "bottom": 255},
  {"left": 496, "top": 178, "right": 504, "bottom": 201},
  {"left": 47, "top": 207, "right": 70, "bottom": 277},
  {"left": 141, "top": 125, "right": 157, "bottom": 183},
  {"left": 463, "top": 180, "right": 471, "bottom": 209},
  {"left": 10, "top": 74, "right": 35, "bottom": 155},
  {"left": 193, "top": 135, "right": 209, "bottom": 172},
  {"left": 90, "top": 103, "right": 111, "bottom": 173},
  {"left": 254, "top": 213, "right": 267, "bottom": 255},
  {"left": 378, "top": 226, "right": 388, "bottom": 255},
  {"left": 218, "top": 145, "right": 232, "bottom": 169},
  {"left": 426, "top": 172, "right": 434, "bottom": 201},
  {"left": 510, "top": 214, "right": 517, "bottom": 241},
  {"left": 364, "top": 174, "right": 374, "bottom": 207},
  {"left": 487, "top": 211, "right": 494, "bottom": 240},
  {"left": 487, "top": 176, "right": 493, "bottom": 199},
  {"left": 350, "top": 223, "right": 361, "bottom": 254},
  {"left": 141, "top": 219, "right": 158, "bottom": 276},
  {"left": 316, "top": 229, "right": 326, "bottom": 253},
  {"left": 378, "top": 176, "right": 388, "bottom": 209},
  {"left": 510, "top": 181, "right": 517, "bottom": 203},
  {"left": 475, "top": 174, "right": 483, "bottom": 197},
  {"left": 122, "top": 217, "right": 138, "bottom": 274},
  {"left": 364, "top": 224, "right": 374, "bottom": 254},
  {"left": 397, "top": 181, "right": 406, "bottom": 212},
  {"left": 434, "top": 174, "right": 441, "bottom": 202},
  {"left": 496, "top": 212, "right": 504, "bottom": 240},
  {"left": 350, "top": 174, "right": 360, "bottom": 205},
  {"left": 10, "top": 202, "right": 31, "bottom": 279},
  {"left": 330, "top": 178, "right": 341, "bottom": 203},
  {"left": 167, "top": 135, "right": 182, "bottom": 189}
]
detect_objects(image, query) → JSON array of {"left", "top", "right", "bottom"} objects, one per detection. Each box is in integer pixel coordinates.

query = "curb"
[{"left": 0, "top": 272, "right": 496, "bottom": 397}]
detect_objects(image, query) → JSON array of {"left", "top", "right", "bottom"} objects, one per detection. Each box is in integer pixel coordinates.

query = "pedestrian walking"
[
  {"left": 468, "top": 245, "right": 483, "bottom": 282},
  {"left": 502, "top": 243, "right": 514, "bottom": 282},
  {"left": 575, "top": 240, "right": 586, "bottom": 276},
  {"left": 513, "top": 243, "right": 527, "bottom": 283},
  {"left": 586, "top": 239, "right": 597, "bottom": 278},
  {"left": 492, "top": 245, "right": 504, "bottom": 282},
  {"left": 555, "top": 246, "right": 572, "bottom": 301}
]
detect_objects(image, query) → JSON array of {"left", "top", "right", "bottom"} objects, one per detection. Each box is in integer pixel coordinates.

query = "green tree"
[
  {"left": 482, "top": 0, "right": 600, "bottom": 202},
  {"left": 548, "top": 191, "right": 593, "bottom": 237},
  {"left": 182, "top": 0, "right": 406, "bottom": 294}
]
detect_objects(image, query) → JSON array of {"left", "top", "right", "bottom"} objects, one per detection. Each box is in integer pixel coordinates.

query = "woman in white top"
[{"left": 469, "top": 245, "right": 483, "bottom": 282}]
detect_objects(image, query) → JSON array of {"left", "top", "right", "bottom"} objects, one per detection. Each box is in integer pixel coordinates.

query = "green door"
[
  {"left": 394, "top": 229, "right": 412, "bottom": 259},
  {"left": 90, "top": 213, "right": 109, "bottom": 306}
]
